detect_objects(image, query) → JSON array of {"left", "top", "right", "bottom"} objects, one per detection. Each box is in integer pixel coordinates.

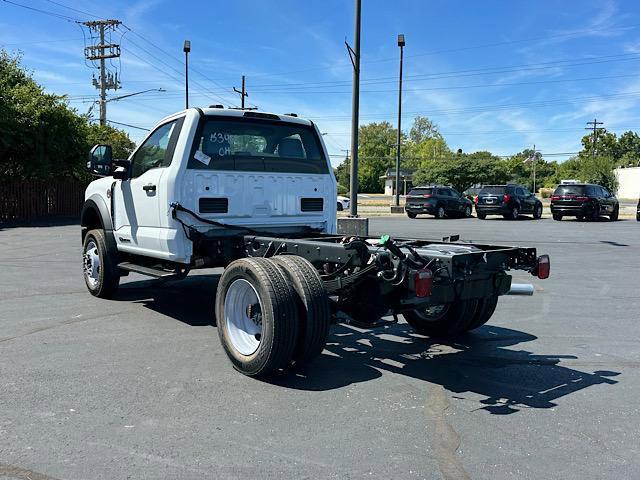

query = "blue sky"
[{"left": 2, "top": 0, "right": 640, "bottom": 165}]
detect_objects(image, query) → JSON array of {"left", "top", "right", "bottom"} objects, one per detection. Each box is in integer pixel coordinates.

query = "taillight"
[
  {"left": 536, "top": 255, "right": 550, "bottom": 279},
  {"left": 474, "top": 195, "right": 479, "bottom": 204},
  {"left": 503, "top": 194, "right": 511, "bottom": 202},
  {"left": 575, "top": 196, "right": 589, "bottom": 201},
  {"left": 414, "top": 268, "right": 433, "bottom": 298},
  {"left": 550, "top": 195, "right": 560, "bottom": 201},
  {"left": 423, "top": 194, "right": 432, "bottom": 198}
]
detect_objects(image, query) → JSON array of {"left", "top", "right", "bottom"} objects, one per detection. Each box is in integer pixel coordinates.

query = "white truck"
[{"left": 81, "top": 107, "right": 550, "bottom": 378}]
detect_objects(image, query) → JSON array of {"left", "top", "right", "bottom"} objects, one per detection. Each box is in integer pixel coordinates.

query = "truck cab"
[{"left": 83, "top": 108, "right": 337, "bottom": 265}]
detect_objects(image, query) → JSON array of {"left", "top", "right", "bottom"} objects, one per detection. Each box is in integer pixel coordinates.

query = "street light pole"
[
  {"left": 348, "top": 0, "right": 361, "bottom": 217},
  {"left": 394, "top": 34, "right": 405, "bottom": 207},
  {"left": 183, "top": 40, "right": 191, "bottom": 109}
]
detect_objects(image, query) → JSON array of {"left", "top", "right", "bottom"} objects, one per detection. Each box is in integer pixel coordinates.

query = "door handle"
[{"left": 143, "top": 184, "right": 156, "bottom": 192}]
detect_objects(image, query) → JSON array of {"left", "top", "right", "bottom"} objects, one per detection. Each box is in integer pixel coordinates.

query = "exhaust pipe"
[{"left": 507, "top": 283, "right": 535, "bottom": 296}]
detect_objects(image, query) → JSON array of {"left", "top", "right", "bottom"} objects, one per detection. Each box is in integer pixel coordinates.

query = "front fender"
[{"left": 81, "top": 193, "right": 115, "bottom": 244}]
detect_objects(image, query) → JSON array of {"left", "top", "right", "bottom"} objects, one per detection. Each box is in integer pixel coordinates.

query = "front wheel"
[
  {"left": 407, "top": 211, "right": 417, "bottom": 219},
  {"left": 82, "top": 229, "right": 119, "bottom": 298},
  {"left": 533, "top": 203, "right": 543, "bottom": 219},
  {"left": 403, "top": 300, "right": 479, "bottom": 338},
  {"left": 609, "top": 205, "right": 619, "bottom": 221}
]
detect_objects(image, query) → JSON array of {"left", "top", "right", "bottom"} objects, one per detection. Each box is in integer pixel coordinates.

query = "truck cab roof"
[{"left": 156, "top": 107, "right": 314, "bottom": 128}]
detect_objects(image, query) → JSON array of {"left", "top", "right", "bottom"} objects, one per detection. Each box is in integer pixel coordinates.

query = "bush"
[
  {"left": 337, "top": 184, "right": 348, "bottom": 195},
  {"left": 539, "top": 188, "right": 554, "bottom": 199}
]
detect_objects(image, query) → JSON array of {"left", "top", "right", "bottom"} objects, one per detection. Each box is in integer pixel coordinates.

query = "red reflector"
[
  {"left": 575, "top": 196, "right": 589, "bottom": 201},
  {"left": 423, "top": 194, "right": 432, "bottom": 198},
  {"left": 536, "top": 255, "right": 550, "bottom": 279},
  {"left": 414, "top": 268, "right": 433, "bottom": 298},
  {"left": 503, "top": 194, "right": 511, "bottom": 202}
]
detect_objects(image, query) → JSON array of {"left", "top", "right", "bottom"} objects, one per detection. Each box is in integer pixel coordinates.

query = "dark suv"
[
  {"left": 405, "top": 186, "right": 473, "bottom": 219},
  {"left": 475, "top": 184, "right": 543, "bottom": 220},
  {"left": 550, "top": 183, "right": 619, "bottom": 221},
  {"left": 636, "top": 198, "right": 639, "bottom": 221}
]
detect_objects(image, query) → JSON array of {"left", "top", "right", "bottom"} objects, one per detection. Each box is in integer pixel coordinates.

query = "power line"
[
  {"left": 0, "top": 0, "right": 79, "bottom": 21},
  {"left": 107, "top": 120, "right": 150, "bottom": 131}
]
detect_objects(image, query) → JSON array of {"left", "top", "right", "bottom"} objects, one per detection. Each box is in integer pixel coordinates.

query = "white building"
[
  {"left": 379, "top": 169, "right": 414, "bottom": 196},
  {"left": 615, "top": 166, "right": 640, "bottom": 199}
]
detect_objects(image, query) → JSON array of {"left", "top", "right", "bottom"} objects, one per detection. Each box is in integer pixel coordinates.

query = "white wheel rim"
[
  {"left": 415, "top": 304, "right": 449, "bottom": 322},
  {"left": 438, "top": 207, "right": 444, "bottom": 217},
  {"left": 83, "top": 240, "right": 100, "bottom": 288},
  {"left": 224, "top": 279, "right": 263, "bottom": 356}
]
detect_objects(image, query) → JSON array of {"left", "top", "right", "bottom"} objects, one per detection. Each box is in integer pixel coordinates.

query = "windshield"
[
  {"left": 408, "top": 188, "right": 433, "bottom": 196},
  {"left": 479, "top": 186, "right": 506, "bottom": 195},
  {"left": 187, "top": 117, "right": 329, "bottom": 174},
  {"left": 554, "top": 185, "right": 586, "bottom": 195}
]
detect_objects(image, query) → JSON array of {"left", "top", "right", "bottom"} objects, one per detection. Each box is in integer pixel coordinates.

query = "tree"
[
  {"left": 413, "top": 153, "right": 509, "bottom": 193},
  {"left": 0, "top": 48, "right": 135, "bottom": 181},
  {"left": 580, "top": 129, "right": 618, "bottom": 160},
  {"left": 357, "top": 122, "right": 398, "bottom": 192},
  {"left": 409, "top": 116, "right": 441, "bottom": 144}
]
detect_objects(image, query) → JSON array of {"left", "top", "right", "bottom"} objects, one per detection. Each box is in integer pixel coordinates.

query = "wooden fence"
[{"left": 0, "top": 181, "right": 87, "bottom": 222}]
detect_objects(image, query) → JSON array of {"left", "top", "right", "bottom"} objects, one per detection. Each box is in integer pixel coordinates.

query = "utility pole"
[
  {"left": 585, "top": 118, "right": 604, "bottom": 159},
  {"left": 394, "top": 34, "right": 405, "bottom": 208},
  {"left": 83, "top": 20, "right": 122, "bottom": 126},
  {"left": 524, "top": 144, "right": 539, "bottom": 193},
  {"left": 346, "top": 0, "right": 361, "bottom": 217},
  {"left": 234, "top": 76, "right": 249, "bottom": 109}
]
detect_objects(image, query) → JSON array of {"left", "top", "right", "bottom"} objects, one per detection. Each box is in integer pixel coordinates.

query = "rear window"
[
  {"left": 554, "top": 185, "right": 586, "bottom": 195},
  {"left": 479, "top": 186, "right": 506, "bottom": 195},
  {"left": 409, "top": 188, "right": 433, "bottom": 196},
  {"left": 187, "top": 117, "right": 329, "bottom": 174}
]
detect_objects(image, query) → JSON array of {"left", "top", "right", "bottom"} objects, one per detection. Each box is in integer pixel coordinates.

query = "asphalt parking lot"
[{"left": 1, "top": 216, "right": 639, "bottom": 480}]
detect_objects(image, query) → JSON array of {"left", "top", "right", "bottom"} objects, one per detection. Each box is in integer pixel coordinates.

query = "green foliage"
[
  {"left": 555, "top": 155, "right": 619, "bottom": 193},
  {"left": 0, "top": 49, "right": 135, "bottom": 182},
  {"left": 409, "top": 116, "right": 441, "bottom": 143},
  {"left": 413, "top": 153, "right": 509, "bottom": 193},
  {"left": 357, "top": 121, "right": 398, "bottom": 192},
  {"left": 336, "top": 183, "right": 348, "bottom": 195}
]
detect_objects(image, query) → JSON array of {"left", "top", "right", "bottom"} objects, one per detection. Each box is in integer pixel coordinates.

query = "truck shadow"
[
  {"left": 113, "top": 276, "right": 620, "bottom": 415},
  {"left": 277, "top": 322, "right": 620, "bottom": 415}
]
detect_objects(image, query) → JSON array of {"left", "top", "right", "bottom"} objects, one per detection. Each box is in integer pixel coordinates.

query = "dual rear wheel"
[{"left": 215, "top": 256, "right": 331, "bottom": 378}]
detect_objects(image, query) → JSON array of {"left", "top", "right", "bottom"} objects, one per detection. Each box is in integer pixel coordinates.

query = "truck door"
[{"left": 113, "top": 118, "right": 183, "bottom": 257}]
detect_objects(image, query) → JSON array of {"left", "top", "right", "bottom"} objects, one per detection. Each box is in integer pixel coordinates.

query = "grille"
[
  {"left": 301, "top": 197, "right": 324, "bottom": 212},
  {"left": 199, "top": 197, "right": 229, "bottom": 214}
]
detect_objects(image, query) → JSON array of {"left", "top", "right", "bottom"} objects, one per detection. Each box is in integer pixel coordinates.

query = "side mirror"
[
  {"left": 112, "top": 159, "right": 131, "bottom": 181},
  {"left": 87, "top": 144, "right": 113, "bottom": 177}
]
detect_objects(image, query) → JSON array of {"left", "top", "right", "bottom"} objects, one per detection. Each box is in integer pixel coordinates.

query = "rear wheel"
[
  {"left": 577, "top": 215, "right": 584, "bottom": 221},
  {"left": 407, "top": 211, "right": 417, "bottom": 219},
  {"left": 533, "top": 203, "right": 543, "bottom": 219},
  {"left": 553, "top": 213, "right": 563, "bottom": 221},
  {"left": 466, "top": 296, "right": 499, "bottom": 331},
  {"left": 609, "top": 205, "right": 619, "bottom": 221},
  {"left": 337, "top": 202, "right": 343, "bottom": 211},
  {"left": 464, "top": 205, "right": 472, "bottom": 218},
  {"left": 215, "top": 258, "right": 300, "bottom": 377},
  {"left": 403, "top": 299, "right": 479, "bottom": 338},
  {"left": 477, "top": 212, "right": 486, "bottom": 220},
  {"left": 271, "top": 256, "right": 331, "bottom": 366},
  {"left": 435, "top": 205, "right": 446, "bottom": 219},
  {"left": 589, "top": 203, "right": 600, "bottom": 221},
  {"left": 504, "top": 205, "right": 519, "bottom": 220},
  {"left": 82, "top": 229, "right": 119, "bottom": 298}
]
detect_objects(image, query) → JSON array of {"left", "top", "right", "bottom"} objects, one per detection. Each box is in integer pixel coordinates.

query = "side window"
[
  {"left": 130, "top": 118, "right": 183, "bottom": 178},
  {"left": 450, "top": 188, "right": 461, "bottom": 197},
  {"left": 516, "top": 187, "right": 525, "bottom": 196},
  {"left": 521, "top": 187, "right": 531, "bottom": 196},
  {"left": 439, "top": 189, "right": 451, "bottom": 196},
  {"left": 601, "top": 187, "right": 610, "bottom": 197}
]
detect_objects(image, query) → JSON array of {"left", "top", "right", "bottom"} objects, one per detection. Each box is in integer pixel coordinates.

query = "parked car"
[
  {"left": 405, "top": 186, "right": 473, "bottom": 219},
  {"left": 337, "top": 195, "right": 350, "bottom": 211},
  {"left": 637, "top": 198, "right": 640, "bottom": 221},
  {"left": 550, "top": 183, "right": 619, "bottom": 221},
  {"left": 475, "top": 184, "right": 543, "bottom": 220}
]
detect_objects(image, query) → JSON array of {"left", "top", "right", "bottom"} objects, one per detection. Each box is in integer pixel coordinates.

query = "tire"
[
  {"left": 82, "top": 229, "right": 119, "bottom": 298},
  {"left": 609, "top": 205, "right": 619, "bottom": 221},
  {"left": 403, "top": 299, "right": 479, "bottom": 338},
  {"left": 589, "top": 203, "right": 600, "bottom": 221},
  {"left": 504, "top": 205, "right": 519, "bottom": 220},
  {"left": 407, "top": 211, "right": 417, "bottom": 219},
  {"left": 466, "top": 296, "right": 498, "bottom": 331},
  {"left": 435, "top": 205, "right": 446, "bottom": 219},
  {"left": 271, "top": 255, "right": 331, "bottom": 366},
  {"left": 533, "top": 203, "right": 543, "bottom": 219},
  {"left": 553, "top": 214, "right": 562, "bottom": 221},
  {"left": 464, "top": 205, "right": 472, "bottom": 218},
  {"left": 215, "top": 258, "right": 300, "bottom": 377},
  {"left": 337, "top": 202, "right": 343, "bottom": 211},
  {"left": 477, "top": 212, "right": 486, "bottom": 220},
  {"left": 577, "top": 215, "right": 584, "bottom": 221}
]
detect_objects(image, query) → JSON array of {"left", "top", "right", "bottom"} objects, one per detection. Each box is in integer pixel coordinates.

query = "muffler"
[{"left": 507, "top": 283, "right": 535, "bottom": 296}]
